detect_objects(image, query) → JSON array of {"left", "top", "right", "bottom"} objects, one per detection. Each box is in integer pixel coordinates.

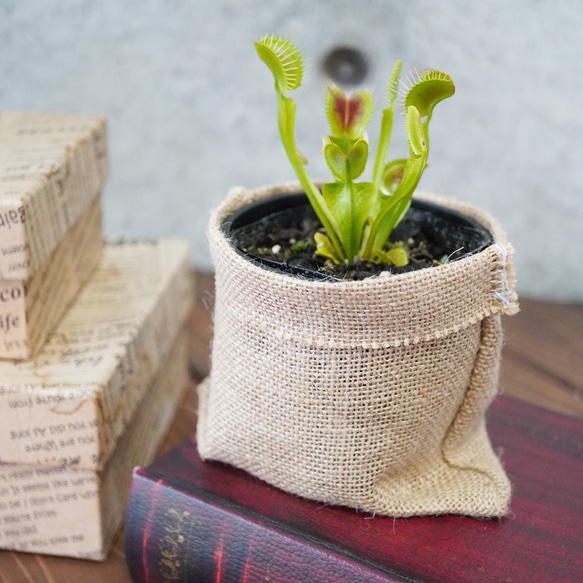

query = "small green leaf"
[
  {"left": 323, "top": 139, "right": 348, "bottom": 181},
  {"left": 323, "top": 137, "right": 368, "bottom": 182},
  {"left": 314, "top": 232, "right": 342, "bottom": 264},
  {"left": 373, "top": 246, "right": 409, "bottom": 267},
  {"left": 404, "top": 69, "right": 455, "bottom": 118},
  {"left": 347, "top": 139, "right": 369, "bottom": 180},
  {"left": 387, "top": 246, "right": 408, "bottom": 267},
  {"left": 325, "top": 86, "right": 374, "bottom": 139},
  {"left": 255, "top": 36, "right": 304, "bottom": 94}
]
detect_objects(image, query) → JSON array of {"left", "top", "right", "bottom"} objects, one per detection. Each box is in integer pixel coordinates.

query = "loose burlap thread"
[{"left": 198, "top": 182, "right": 519, "bottom": 517}]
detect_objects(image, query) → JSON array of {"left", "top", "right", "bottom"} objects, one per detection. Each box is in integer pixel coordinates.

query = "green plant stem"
[
  {"left": 371, "top": 197, "right": 410, "bottom": 251},
  {"left": 372, "top": 108, "right": 394, "bottom": 191},
  {"left": 363, "top": 155, "right": 427, "bottom": 258},
  {"left": 372, "top": 60, "right": 402, "bottom": 192},
  {"left": 277, "top": 92, "right": 346, "bottom": 261},
  {"left": 345, "top": 169, "right": 357, "bottom": 260},
  {"left": 422, "top": 113, "right": 432, "bottom": 158}
]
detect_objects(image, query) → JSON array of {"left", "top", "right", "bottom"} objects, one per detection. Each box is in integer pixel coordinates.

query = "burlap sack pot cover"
[{"left": 198, "top": 182, "right": 519, "bottom": 518}]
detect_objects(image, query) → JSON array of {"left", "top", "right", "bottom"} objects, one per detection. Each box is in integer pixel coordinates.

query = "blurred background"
[{"left": 1, "top": 0, "right": 581, "bottom": 300}]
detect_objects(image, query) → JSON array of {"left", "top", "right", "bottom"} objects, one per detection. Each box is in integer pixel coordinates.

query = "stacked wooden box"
[{"left": 0, "top": 112, "right": 193, "bottom": 560}]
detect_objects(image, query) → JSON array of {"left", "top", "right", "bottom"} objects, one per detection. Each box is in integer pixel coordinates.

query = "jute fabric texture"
[{"left": 198, "top": 183, "right": 519, "bottom": 517}]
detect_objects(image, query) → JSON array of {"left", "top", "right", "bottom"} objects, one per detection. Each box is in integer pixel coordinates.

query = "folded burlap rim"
[{"left": 208, "top": 182, "right": 519, "bottom": 349}]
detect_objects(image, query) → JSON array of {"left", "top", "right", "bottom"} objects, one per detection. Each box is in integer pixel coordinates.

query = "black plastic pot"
[{"left": 222, "top": 192, "right": 493, "bottom": 282}]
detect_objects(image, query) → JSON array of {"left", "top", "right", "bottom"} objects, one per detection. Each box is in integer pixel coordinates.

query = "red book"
[{"left": 124, "top": 396, "right": 583, "bottom": 582}]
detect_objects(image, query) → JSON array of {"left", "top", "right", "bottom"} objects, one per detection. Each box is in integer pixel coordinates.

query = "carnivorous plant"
[{"left": 255, "top": 36, "right": 455, "bottom": 266}]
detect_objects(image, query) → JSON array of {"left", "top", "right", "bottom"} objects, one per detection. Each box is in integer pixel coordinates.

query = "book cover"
[
  {"left": 0, "top": 329, "right": 190, "bottom": 560},
  {"left": 0, "top": 110, "right": 108, "bottom": 280},
  {"left": 125, "top": 395, "right": 583, "bottom": 583},
  {"left": 0, "top": 239, "right": 192, "bottom": 470},
  {"left": 0, "top": 195, "right": 103, "bottom": 359}
]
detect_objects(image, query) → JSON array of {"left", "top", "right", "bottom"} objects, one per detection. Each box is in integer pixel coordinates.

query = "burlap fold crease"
[{"left": 198, "top": 182, "right": 519, "bottom": 518}]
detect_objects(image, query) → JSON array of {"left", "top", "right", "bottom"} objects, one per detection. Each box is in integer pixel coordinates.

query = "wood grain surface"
[{"left": 0, "top": 271, "right": 581, "bottom": 582}]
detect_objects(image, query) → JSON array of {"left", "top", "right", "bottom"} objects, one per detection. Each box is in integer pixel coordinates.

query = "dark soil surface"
[{"left": 228, "top": 200, "right": 492, "bottom": 282}]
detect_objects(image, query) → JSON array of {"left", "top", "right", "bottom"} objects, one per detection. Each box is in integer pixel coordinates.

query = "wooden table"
[{"left": 0, "top": 272, "right": 582, "bottom": 582}]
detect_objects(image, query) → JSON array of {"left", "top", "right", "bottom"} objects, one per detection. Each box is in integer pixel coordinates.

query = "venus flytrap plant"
[{"left": 255, "top": 35, "right": 455, "bottom": 267}]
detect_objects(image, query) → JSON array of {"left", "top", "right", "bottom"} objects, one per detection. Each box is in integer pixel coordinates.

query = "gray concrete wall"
[{"left": 2, "top": 1, "right": 581, "bottom": 300}]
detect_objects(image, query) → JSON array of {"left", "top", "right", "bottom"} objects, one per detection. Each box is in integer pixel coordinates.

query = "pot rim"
[
  {"left": 221, "top": 191, "right": 494, "bottom": 282},
  {"left": 208, "top": 183, "right": 519, "bottom": 344}
]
